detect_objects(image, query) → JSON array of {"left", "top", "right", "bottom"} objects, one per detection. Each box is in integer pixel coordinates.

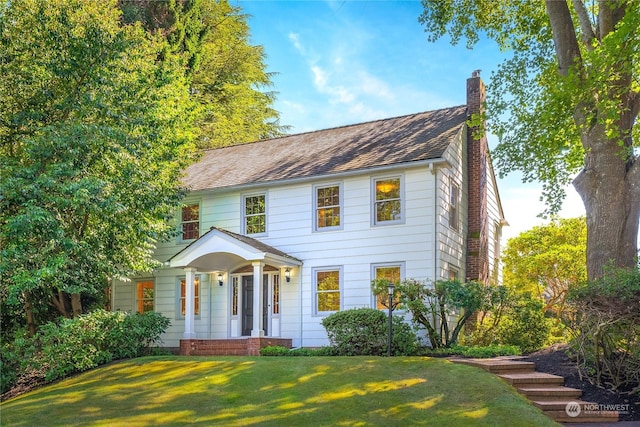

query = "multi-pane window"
[
  {"left": 136, "top": 280, "right": 154, "bottom": 313},
  {"left": 316, "top": 185, "right": 341, "bottom": 229},
  {"left": 374, "top": 265, "right": 401, "bottom": 309},
  {"left": 231, "top": 277, "right": 239, "bottom": 316},
  {"left": 315, "top": 268, "right": 341, "bottom": 313},
  {"left": 273, "top": 275, "right": 280, "bottom": 315},
  {"left": 179, "top": 277, "right": 200, "bottom": 316},
  {"left": 244, "top": 194, "right": 266, "bottom": 234},
  {"left": 374, "top": 177, "right": 401, "bottom": 223},
  {"left": 449, "top": 181, "right": 460, "bottom": 231},
  {"left": 181, "top": 204, "right": 200, "bottom": 240}
]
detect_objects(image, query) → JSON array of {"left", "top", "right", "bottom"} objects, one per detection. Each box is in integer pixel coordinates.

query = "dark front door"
[{"left": 241, "top": 274, "right": 269, "bottom": 336}]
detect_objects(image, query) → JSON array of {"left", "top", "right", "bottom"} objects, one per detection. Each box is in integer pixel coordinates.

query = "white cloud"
[{"left": 288, "top": 32, "right": 305, "bottom": 55}]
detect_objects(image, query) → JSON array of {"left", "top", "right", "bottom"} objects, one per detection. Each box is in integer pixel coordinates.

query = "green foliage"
[
  {"left": 0, "top": 310, "right": 170, "bottom": 394},
  {"left": 567, "top": 268, "right": 640, "bottom": 394},
  {"left": 120, "top": 0, "right": 289, "bottom": 148},
  {"left": 502, "top": 217, "right": 586, "bottom": 324},
  {"left": 423, "top": 344, "right": 521, "bottom": 358},
  {"left": 493, "top": 294, "right": 551, "bottom": 354},
  {"left": 376, "top": 278, "right": 507, "bottom": 349},
  {"left": 259, "top": 346, "right": 336, "bottom": 357},
  {"left": 321, "top": 308, "right": 418, "bottom": 356},
  {"left": 0, "top": 0, "right": 199, "bottom": 328}
]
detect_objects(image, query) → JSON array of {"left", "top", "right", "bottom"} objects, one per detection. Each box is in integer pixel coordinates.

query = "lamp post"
[{"left": 387, "top": 283, "right": 395, "bottom": 357}]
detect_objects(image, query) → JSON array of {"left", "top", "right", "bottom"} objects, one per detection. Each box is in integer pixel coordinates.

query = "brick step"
[
  {"left": 517, "top": 386, "right": 582, "bottom": 400},
  {"left": 453, "top": 358, "right": 536, "bottom": 374},
  {"left": 498, "top": 372, "right": 565, "bottom": 387},
  {"left": 547, "top": 411, "right": 619, "bottom": 423}
]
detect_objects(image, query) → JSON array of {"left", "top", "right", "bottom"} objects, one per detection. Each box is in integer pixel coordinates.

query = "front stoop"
[{"left": 451, "top": 358, "right": 619, "bottom": 424}]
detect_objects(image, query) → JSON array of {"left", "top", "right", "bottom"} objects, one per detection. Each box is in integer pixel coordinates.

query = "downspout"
[{"left": 430, "top": 163, "right": 438, "bottom": 281}]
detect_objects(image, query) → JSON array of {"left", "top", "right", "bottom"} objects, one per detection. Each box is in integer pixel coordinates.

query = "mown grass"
[{"left": 0, "top": 356, "right": 559, "bottom": 426}]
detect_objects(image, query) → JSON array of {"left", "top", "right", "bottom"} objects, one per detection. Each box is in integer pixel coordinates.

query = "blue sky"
[{"left": 234, "top": 0, "right": 586, "bottom": 242}]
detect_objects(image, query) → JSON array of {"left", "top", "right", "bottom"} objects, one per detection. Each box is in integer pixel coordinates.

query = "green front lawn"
[{"left": 1, "top": 356, "right": 559, "bottom": 426}]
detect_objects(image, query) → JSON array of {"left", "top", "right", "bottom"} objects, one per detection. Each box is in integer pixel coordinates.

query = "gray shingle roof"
[{"left": 182, "top": 105, "right": 468, "bottom": 191}]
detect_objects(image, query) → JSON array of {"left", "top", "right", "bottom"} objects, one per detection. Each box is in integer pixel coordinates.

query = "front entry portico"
[{"left": 167, "top": 227, "right": 301, "bottom": 353}]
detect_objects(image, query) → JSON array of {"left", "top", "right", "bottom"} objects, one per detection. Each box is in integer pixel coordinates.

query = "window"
[
  {"left": 374, "top": 177, "right": 402, "bottom": 224},
  {"left": 136, "top": 280, "right": 154, "bottom": 313},
  {"left": 449, "top": 181, "right": 460, "bottom": 231},
  {"left": 314, "top": 268, "right": 341, "bottom": 313},
  {"left": 373, "top": 264, "right": 402, "bottom": 309},
  {"left": 181, "top": 204, "right": 200, "bottom": 241},
  {"left": 449, "top": 268, "right": 459, "bottom": 281},
  {"left": 244, "top": 194, "right": 266, "bottom": 234},
  {"left": 315, "top": 184, "right": 341, "bottom": 230},
  {"left": 231, "top": 277, "right": 239, "bottom": 316},
  {"left": 273, "top": 274, "right": 280, "bottom": 315},
  {"left": 179, "top": 276, "right": 200, "bottom": 316}
]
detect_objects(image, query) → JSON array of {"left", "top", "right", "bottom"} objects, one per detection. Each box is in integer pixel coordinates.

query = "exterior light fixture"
[
  {"left": 284, "top": 268, "right": 291, "bottom": 283},
  {"left": 217, "top": 272, "right": 223, "bottom": 286},
  {"left": 387, "top": 283, "right": 395, "bottom": 357}
]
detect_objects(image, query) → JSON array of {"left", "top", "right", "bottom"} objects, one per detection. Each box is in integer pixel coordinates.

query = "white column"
[
  {"left": 183, "top": 267, "right": 197, "bottom": 339},
  {"left": 251, "top": 261, "right": 264, "bottom": 337}
]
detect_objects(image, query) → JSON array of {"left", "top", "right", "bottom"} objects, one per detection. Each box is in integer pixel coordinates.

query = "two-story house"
[{"left": 111, "top": 74, "right": 506, "bottom": 355}]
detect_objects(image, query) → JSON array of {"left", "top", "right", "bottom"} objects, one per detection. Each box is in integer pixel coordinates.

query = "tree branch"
[
  {"left": 571, "top": 0, "right": 597, "bottom": 48},
  {"left": 546, "top": 0, "right": 582, "bottom": 76}
]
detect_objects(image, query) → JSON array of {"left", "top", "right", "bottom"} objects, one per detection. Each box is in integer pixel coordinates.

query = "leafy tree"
[
  {"left": 0, "top": 0, "right": 199, "bottom": 334},
  {"left": 502, "top": 217, "right": 587, "bottom": 321},
  {"left": 373, "top": 278, "right": 506, "bottom": 348},
  {"left": 419, "top": 0, "right": 639, "bottom": 280},
  {"left": 119, "top": 0, "right": 289, "bottom": 148}
]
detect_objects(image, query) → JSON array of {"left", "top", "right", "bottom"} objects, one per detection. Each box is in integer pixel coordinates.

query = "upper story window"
[
  {"left": 136, "top": 280, "right": 154, "bottom": 313},
  {"left": 315, "top": 184, "right": 342, "bottom": 230},
  {"left": 373, "top": 177, "right": 402, "bottom": 224},
  {"left": 244, "top": 193, "right": 266, "bottom": 235},
  {"left": 181, "top": 204, "right": 200, "bottom": 241},
  {"left": 449, "top": 180, "right": 460, "bottom": 231},
  {"left": 314, "top": 267, "right": 342, "bottom": 314}
]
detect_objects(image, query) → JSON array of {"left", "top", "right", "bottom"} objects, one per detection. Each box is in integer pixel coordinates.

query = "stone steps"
[{"left": 451, "top": 357, "right": 619, "bottom": 424}]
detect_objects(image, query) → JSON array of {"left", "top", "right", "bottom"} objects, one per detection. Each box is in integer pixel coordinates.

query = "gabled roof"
[
  {"left": 183, "top": 105, "right": 468, "bottom": 191},
  {"left": 168, "top": 227, "right": 302, "bottom": 269}
]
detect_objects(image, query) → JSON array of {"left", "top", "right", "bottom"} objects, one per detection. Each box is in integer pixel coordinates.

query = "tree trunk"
[
  {"left": 573, "top": 125, "right": 640, "bottom": 280},
  {"left": 70, "top": 293, "right": 83, "bottom": 317},
  {"left": 24, "top": 292, "right": 37, "bottom": 337}
]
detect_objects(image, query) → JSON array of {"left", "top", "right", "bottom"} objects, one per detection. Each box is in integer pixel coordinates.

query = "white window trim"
[
  {"left": 371, "top": 262, "right": 405, "bottom": 310},
  {"left": 176, "top": 275, "right": 202, "bottom": 320},
  {"left": 449, "top": 178, "right": 460, "bottom": 232},
  {"left": 242, "top": 192, "right": 268, "bottom": 236},
  {"left": 313, "top": 182, "right": 344, "bottom": 232},
  {"left": 178, "top": 201, "right": 201, "bottom": 243},
  {"left": 312, "top": 266, "right": 343, "bottom": 316},
  {"left": 135, "top": 278, "right": 155, "bottom": 313},
  {"left": 371, "top": 175, "right": 405, "bottom": 226}
]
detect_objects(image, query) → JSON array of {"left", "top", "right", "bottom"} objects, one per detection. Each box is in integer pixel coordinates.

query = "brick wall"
[{"left": 466, "top": 73, "right": 490, "bottom": 284}]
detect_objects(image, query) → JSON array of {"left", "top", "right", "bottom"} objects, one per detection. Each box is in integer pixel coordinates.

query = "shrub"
[
  {"left": 259, "top": 346, "right": 337, "bottom": 356},
  {"left": 422, "top": 344, "right": 521, "bottom": 358},
  {"left": 567, "top": 268, "right": 640, "bottom": 394},
  {"left": 1, "top": 310, "right": 170, "bottom": 395},
  {"left": 321, "top": 308, "right": 418, "bottom": 356},
  {"left": 494, "top": 294, "right": 551, "bottom": 353}
]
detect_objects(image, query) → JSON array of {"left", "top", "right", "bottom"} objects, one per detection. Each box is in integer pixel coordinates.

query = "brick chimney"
[{"left": 466, "top": 72, "right": 490, "bottom": 284}]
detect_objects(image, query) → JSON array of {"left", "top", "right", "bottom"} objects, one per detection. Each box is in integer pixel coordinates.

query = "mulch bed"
[{"left": 522, "top": 345, "right": 639, "bottom": 422}]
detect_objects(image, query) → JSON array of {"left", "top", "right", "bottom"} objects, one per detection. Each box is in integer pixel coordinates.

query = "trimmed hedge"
[{"left": 321, "top": 308, "right": 418, "bottom": 356}]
